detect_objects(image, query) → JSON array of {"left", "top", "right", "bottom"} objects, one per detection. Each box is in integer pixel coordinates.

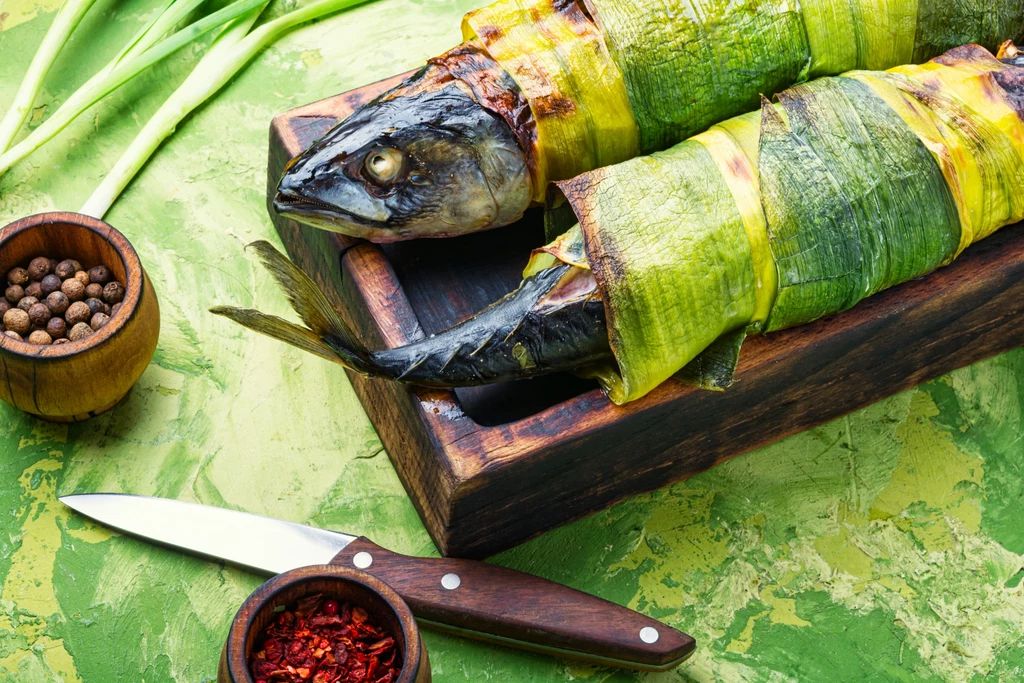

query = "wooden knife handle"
[{"left": 331, "top": 537, "right": 696, "bottom": 671}]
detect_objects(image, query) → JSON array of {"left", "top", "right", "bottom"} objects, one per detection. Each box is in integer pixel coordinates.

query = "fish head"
[{"left": 274, "top": 85, "right": 532, "bottom": 241}]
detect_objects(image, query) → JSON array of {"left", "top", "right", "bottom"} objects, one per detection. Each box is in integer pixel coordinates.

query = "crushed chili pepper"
[{"left": 249, "top": 593, "right": 401, "bottom": 683}]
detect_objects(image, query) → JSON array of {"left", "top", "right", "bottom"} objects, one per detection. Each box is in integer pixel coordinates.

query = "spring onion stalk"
[
  {"left": 80, "top": 7, "right": 267, "bottom": 217},
  {"left": 106, "top": 0, "right": 209, "bottom": 69},
  {"left": 0, "top": 0, "right": 213, "bottom": 157},
  {"left": 0, "top": 0, "right": 269, "bottom": 177},
  {"left": 82, "top": 0, "right": 375, "bottom": 217},
  {"left": 0, "top": 0, "right": 100, "bottom": 152}
]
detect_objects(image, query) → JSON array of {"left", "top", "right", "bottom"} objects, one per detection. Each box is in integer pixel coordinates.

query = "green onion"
[
  {"left": 82, "top": 0, "right": 375, "bottom": 218},
  {"left": 0, "top": 0, "right": 269, "bottom": 177},
  {"left": 0, "top": 0, "right": 100, "bottom": 152},
  {"left": 112, "top": 0, "right": 212, "bottom": 66},
  {"left": 1, "top": 0, "right": 213, "bottom": 152}
]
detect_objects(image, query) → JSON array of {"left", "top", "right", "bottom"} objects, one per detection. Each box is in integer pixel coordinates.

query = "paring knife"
[{"left": 60, "top": 493, "right": 696, "bottom": 671}]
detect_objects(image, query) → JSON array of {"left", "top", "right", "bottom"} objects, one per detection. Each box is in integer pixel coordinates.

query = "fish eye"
[{"left": 364, "top": 148, "right": 403, "bottom": 184}]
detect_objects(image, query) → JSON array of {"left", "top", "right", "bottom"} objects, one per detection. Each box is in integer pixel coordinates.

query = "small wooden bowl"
[
  {"left": 0, "top": 212, "right": 160, "bottom": 421},
  {"left": 219, "top": 565, "right": 430, "bottom": 683}
]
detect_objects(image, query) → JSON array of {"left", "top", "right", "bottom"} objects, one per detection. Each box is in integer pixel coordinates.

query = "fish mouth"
[
  {"left": 272, "top": 191, "right": 408, "bottom": 242},
  {"left": 273, "top": 191, "right": 469, "bottom": 242}
]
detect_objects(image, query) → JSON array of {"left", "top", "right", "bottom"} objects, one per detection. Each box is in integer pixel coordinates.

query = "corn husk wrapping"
[
  {"left": 537, "top": 46, "right": 1024, "bottom": 404},
  {"left": 465, "top": 0, "right": 1024, "bottom": 195},
  {"left": 462, "top": 0, "right": 639, "bottom": 200}
]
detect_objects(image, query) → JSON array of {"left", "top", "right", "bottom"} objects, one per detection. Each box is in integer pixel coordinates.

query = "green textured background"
[{"left": 1, "top": 1, "right": 1024, "bottom": 680}]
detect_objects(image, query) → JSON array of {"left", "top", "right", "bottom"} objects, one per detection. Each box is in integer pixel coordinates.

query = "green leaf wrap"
[
  {"left": 547, "top": 45, "right": 1024, "bottom": 404},
  {"left": 914, "top": 0, "right": 1024, "bottom": 63},
  {"left": 591, "top": 0, "right": 1024, "bottom": 153},
  {"left": 586, "top": 0, "right": 809, "bottom": 153},
  {"left": 675, "top": 329, "right": 747, "bottom": 391},
  {"left": 556, "top": 142, "right": 759, "bottom": 403},
  {"left": 760, "top": 77, "right": 962, "bottom": 331},
  {"left": 468, "top": 0, "right": 1024, "bottom": 189}
]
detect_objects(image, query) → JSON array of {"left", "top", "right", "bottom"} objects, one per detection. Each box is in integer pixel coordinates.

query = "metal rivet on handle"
[
  {"left": 353, "top": 552, "right": 373, "bottom": 569},
  {"left": 441, "top": 573, "right": 461, "bottom": 590},
  {"left": 639, "top": 627, "right": 659, "bottom": 644}
]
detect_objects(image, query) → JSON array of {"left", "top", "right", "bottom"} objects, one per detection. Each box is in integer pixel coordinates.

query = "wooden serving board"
[{"left": 268, "top": 74, "right": 1024, "bottom": 559}]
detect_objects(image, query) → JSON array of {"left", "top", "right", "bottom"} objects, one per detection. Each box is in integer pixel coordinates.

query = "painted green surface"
[{"left": 1, "top": 1, "right": 1023, "bottom": 680}]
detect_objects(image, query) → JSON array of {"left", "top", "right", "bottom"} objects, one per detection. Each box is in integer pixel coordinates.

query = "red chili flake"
[{"left": 249, "top": 594, "right": 402, "bottom": 683}]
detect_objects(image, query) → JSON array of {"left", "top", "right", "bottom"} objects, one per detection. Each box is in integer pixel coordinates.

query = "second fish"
[{"left": 273, "top": 0, "right": 1024, "bottom": 241}]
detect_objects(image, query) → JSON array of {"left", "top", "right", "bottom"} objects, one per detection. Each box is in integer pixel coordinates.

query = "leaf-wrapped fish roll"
[
  {"left": 222, "top": 44, "right": 1024, "bottom": 404},
  {"left": 275, "top": 0, "right": 1024, "bottom": 240}
]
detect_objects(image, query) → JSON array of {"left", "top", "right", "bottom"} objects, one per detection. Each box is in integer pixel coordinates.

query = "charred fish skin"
[
  {"left": 368, "top": 264, "right": 611, "bottom": 387},
  {"left": 274, "top": 44, "right": 533, "bottom": 242},
  {"left": 212, "top": 243, "right": 611, "bottom": 388}
]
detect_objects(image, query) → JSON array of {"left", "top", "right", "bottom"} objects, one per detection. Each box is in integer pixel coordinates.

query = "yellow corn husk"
[
  {"left": 691, "top": 112, "right": 777, "bottom": 328},
  {"left": 463, "top": 0, "right": 639, "bottom": 201}
]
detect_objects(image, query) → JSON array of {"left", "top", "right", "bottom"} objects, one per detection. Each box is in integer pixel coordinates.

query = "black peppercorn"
[
  {"left": 17, "top": 296, "right": 38, "bottom": 313},
  {"left": 88, "top": 265, "right": 111, "bottom": 284},
  {"left": 46, "top": 317, "right": 67, "bottom": 339},
  {"left": 0, "top": 300, "right": 9, "bottom": 318},
  {"left": 40, "top": 274, "right": 61, "bottom": 296},
  {"left": 28, "top": 303, "right": 51, "bottom": 327},
  {"left": 53, "top": 337, "right": 69, "bottom": 345},
  {"left": 74, "top": 271, "right": 89, "bottom": 287},
  {"left": 85, "top": 283, "right": 103, "bottom": 299},
  {"left": 5, "top": 331, "right": 22, "bottom": 341},
  {"left": 27, "top": 257, "right": 51, "bottom": 280},
  {"left": 5, "top": 284, "right": 24, "bottom": 304},
  {"left": 6, "top": 267, "right": 28, "bottom": 286},
  {"left": 45, "top": 291, "right": 69, "bottom": 315},
  {"left": 55, "top": 260, "right": 81, "bottom": 280},
  {"left": 68, "top": 322, "right": 92, "bottom": 342}
]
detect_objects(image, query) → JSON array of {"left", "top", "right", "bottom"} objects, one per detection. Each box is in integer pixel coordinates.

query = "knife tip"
[{"left": 58, "top": 493, "right": 93, "bottom": 508}]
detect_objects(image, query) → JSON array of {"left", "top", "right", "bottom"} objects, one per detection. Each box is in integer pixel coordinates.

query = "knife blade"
[
  {"left": 60, "top": 493, "right": 696, "bottom": 671},
  {"left": 61, "top": 493, "right": 352, "bottom": 573}
]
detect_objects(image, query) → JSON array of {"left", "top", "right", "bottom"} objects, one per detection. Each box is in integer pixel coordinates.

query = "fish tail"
[
  {"left": 246, "top": 241, "right": 360, "bottom": 349},
  {"left": 211, "top": 241, "right": 372, "bottom": 372},
  {"left": 209, "top": 307, "right": 346, "bottom": 364}
]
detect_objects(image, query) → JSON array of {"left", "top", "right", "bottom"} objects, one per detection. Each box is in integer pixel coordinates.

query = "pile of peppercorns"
[{"left": 1, "top": 256, "right": 126, "bottom": 345}]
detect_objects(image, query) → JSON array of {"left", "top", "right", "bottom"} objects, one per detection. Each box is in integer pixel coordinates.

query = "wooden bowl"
[
  {"left": 0, "top": 212, "right": 160, "bottom": 421},
  {"left": 219, "top": 565, "right": 430, "bottom": 683}
]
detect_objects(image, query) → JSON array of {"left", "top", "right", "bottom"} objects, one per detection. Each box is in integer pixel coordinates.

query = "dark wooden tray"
[{"left": 268, "top": 73, "right": 1024, "bottom": 558}]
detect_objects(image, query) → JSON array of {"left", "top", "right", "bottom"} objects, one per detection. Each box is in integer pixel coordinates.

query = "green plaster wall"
[{"left": 1, "top": 1, "right": 1023, "bottom": 680}]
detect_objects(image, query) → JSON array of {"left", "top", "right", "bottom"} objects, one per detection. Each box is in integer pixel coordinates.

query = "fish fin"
[
  {"left": 676, "top": 329, "right": 746, "bottom": 391},
  {"left": 246, "top": 241, "right": 363, "bottom": 353},
  {"left": 209, "top": 306, "right": 348, "bottom": 365}
]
